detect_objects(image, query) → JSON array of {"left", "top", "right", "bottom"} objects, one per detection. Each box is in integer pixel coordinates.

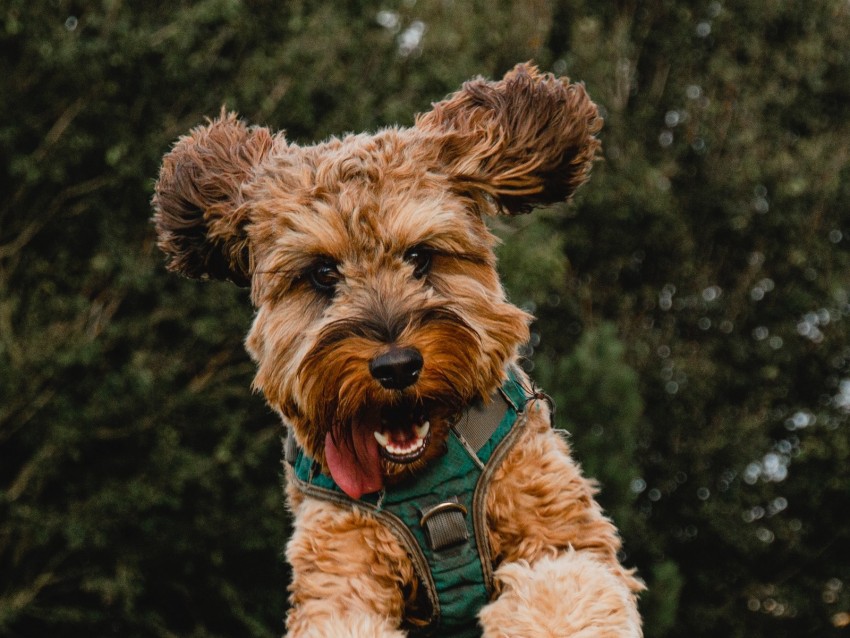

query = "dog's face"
[
  {"left": 243, "top": 132, "right": 530, "bottom": 497},
  {"left": 152, "top": 64, "right": 601, "bottom": 498}
]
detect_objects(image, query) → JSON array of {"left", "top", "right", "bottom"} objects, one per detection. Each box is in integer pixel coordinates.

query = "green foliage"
[
  {"left": 645, "top": 560, "right": 685, "bottom": 636},
  {"left": 2, "top": 1, "right": 849, "bottom": 636},
  {"left": 532, "top": 323, "right": 643, "bottom": 522}
]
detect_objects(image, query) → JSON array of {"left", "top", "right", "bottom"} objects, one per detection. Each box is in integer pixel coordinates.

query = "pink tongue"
[{"left": 324, "top": 426, "right": 384, "bottom": 499}]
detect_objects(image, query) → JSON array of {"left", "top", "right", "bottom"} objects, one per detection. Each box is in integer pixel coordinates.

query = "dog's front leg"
[
  {"left": 284, "top": 498, "right": 413, "bottom": 638},
  {"left": 479, "top": 551, "right": 641, "bottom": 638},
  {"left": 285, "top": 613, "right": 405, "bottom": 638},
  {"left": 479, "top": 403, "right": 643, "bottom": 637}
]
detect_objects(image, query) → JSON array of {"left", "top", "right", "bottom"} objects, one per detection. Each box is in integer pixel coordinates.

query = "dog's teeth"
[
  {"left": 415, "top": 421, "right": 430, "bottom": 438},
  {"left": 387, "top": 438, "right": 423, "bottom": 455},
  {"left": 375, "top": 420, "right": 430, "bottom": 462},
  {"left": 373, "top": 430, "right": 389, "bottom": 448}
]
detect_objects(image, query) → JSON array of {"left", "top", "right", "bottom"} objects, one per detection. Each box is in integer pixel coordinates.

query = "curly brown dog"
[{"left": 152, "top": 63, "right": 643, "bottom": 637}]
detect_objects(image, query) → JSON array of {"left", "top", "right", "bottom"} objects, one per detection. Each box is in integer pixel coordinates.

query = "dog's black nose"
[{"left": 369, "top": 347, "right": 423, "bottom": 390}]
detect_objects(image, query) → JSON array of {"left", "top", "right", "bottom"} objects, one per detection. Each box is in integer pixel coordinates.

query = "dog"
[{"left": 152, "top": 63, "right": 643, "bottom": 637}]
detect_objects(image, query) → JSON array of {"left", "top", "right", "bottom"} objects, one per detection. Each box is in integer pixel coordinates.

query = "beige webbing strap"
[
  {"left": 419, "top": 497, "right": 469, "bottom": 551},
  {"left": 284, "top": 427, "right": 298, "bottom": 465},
  {"left": 453, "top": 390, "right": 510, "bottom": 453}
]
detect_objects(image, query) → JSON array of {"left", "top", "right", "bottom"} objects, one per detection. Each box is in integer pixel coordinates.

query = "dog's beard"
[{"left": 296, "top": 310, "right": 487, "bottom": 498}]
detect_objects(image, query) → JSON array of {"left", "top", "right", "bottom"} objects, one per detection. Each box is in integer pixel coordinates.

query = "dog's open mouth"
[
  {"left": 373, "top": 405, "right": 431, "bottom": 464},
  {"left": 323, "top": 402, "right": 435, "bottom": 499}
]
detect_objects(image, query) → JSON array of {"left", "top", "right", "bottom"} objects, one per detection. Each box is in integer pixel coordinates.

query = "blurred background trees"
[{"left": 2, "top": 1, "right": 848, "bottom": 636}]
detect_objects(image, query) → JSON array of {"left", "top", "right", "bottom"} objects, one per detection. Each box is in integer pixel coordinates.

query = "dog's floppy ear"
[
  {"left": 416, "top": 63, "right": 602, "bottom": 214},
  {"left": 152, "top": 111, "right": 276, "bottom": 286}
]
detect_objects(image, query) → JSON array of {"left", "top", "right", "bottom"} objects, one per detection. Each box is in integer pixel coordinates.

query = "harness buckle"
[{"left": 419, "top": 497, "right": 469, "bottom": 551}]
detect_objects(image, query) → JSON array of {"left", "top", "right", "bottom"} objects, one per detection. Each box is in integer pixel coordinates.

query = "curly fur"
[
  {"left": 417, "top": 64, "right": 602, "bottom": 213},
  {"left": 152, "top": 63, "right": 642, "bottom": 637},
  {"left": 480, "top": 552, "right": 641, "bottom": 638},
  {"left": 152, "top": 110, "right": 276, "bottom": 285}
]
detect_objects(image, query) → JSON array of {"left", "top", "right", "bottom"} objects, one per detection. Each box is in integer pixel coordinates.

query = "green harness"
[{"left": 285, "top": 372, "right": 530, "bottom": 637}]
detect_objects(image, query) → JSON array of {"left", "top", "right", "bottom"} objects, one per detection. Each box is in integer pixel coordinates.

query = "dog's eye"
[
  {"left": 404, "top": 247, "right": 432, "bottom": 279},
  {"left": 309, "top": 262, "right": 341, "bottom": 293}
]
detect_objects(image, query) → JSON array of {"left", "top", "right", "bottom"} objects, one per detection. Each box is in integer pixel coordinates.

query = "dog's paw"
[
  {"left": 287, "top": 613, "right": 406, "bottom": 638},
  {"left": 479, "top": 551, "right": 641, "bottom": 638}
]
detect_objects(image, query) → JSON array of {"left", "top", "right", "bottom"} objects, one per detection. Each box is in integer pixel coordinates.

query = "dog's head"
[{"left": 152, "top": 64, "right": 600, "bottom": 498}]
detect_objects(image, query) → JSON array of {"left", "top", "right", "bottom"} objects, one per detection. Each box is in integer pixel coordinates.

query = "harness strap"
[
  {"left": 453, "top": 390, "right": 513, "bottom": 454},
  {"left": 419, "top": 497, "right": 468, "bottom": 551},
  {"left": 284, "top": 425, "right": 298, "bottom": 465}
]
